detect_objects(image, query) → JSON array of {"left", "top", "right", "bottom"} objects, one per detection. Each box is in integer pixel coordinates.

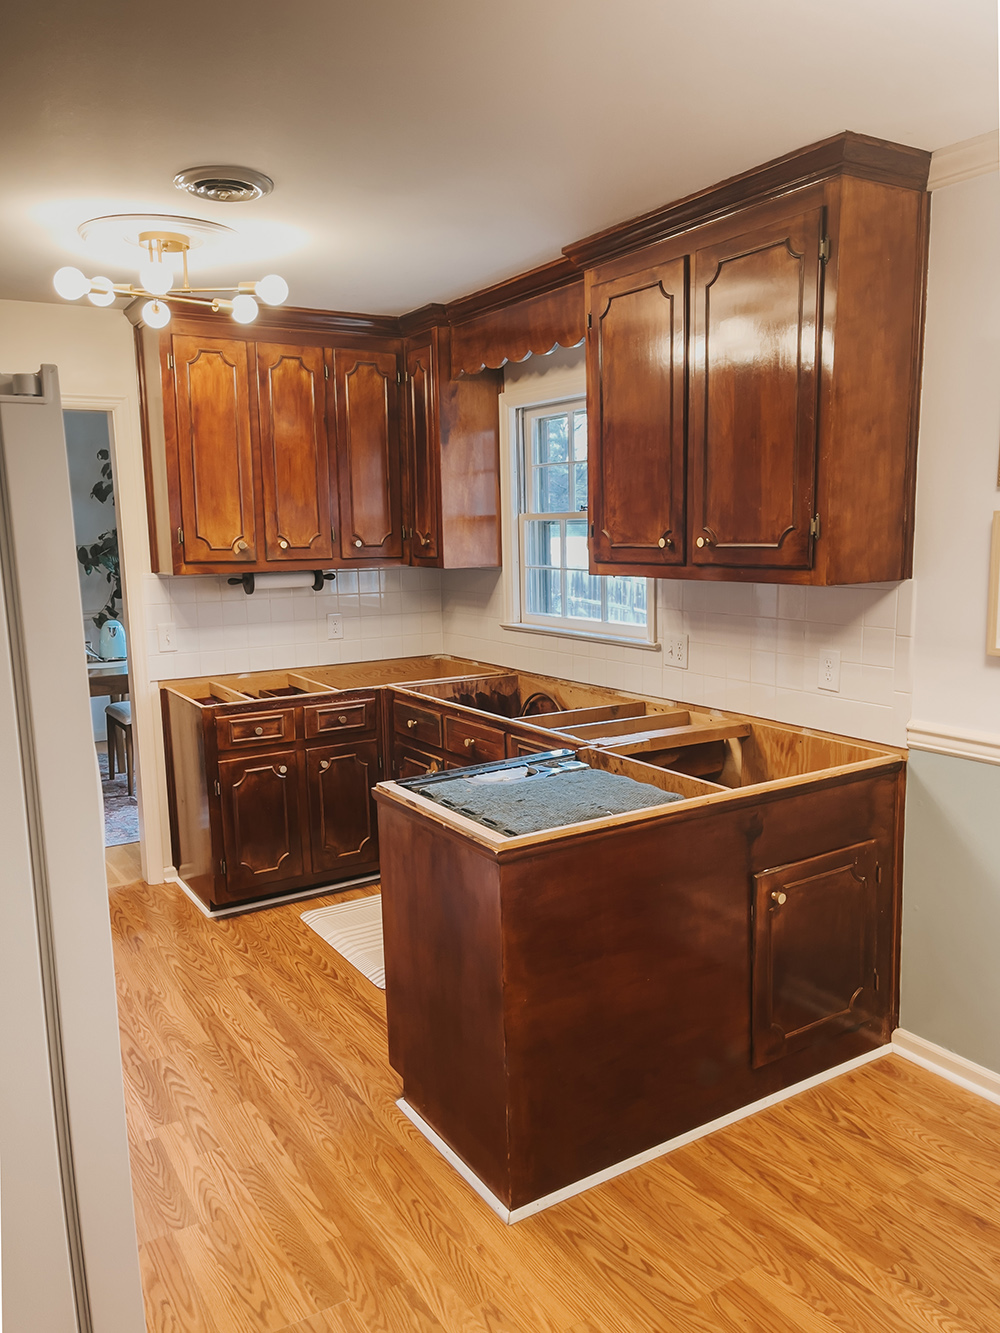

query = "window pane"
[
  {"left": 572, "top": 411, "right": 587, "bottom": 460},
  {"left": 573, "top": 462, "right": 588, "bottom": 509},
  {"left": 565, "top": 519, "right": 589, "bottom": 569},
  {"left": 534, "top": 463, "right": 569, "bottom": 513},
  {"left": 605, "top": 576, "right": 647, "bottom": 625},
  {"left": 534, "top": 413, "right": 569, "bottom": 464},
  {"left": 526, "top": 567, "right": 562, "bottom": 616},
  {"left": 524, "top": 519, "right": 561, "bottom": 568},
  {"left": 566, "top": 569, "right": 602, "bottom": 621}
]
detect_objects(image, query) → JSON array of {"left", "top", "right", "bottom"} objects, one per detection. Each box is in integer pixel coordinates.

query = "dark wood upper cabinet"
[
  {"left": 752, "top": 840, "right": 879, "bottom": 1068},
  {"left": 171, "top": 334, "right": 257, "bottom": 567},
  {"left": 689, "top": 207, "right": 824, "bottom": 571},
  {"left": 587, "top": 257, "right": 687, "bottom": 568},
  {"left": 306, "top": 739, "right": 380, "bottom": 875},
  {"left": 331, "top": 347, "right": 404, "bottom": 562},
  {"left": 256, "top": 342, "right": 335, "bottom": 563},
  {"left": 402, "top": 327, "right": 501, "bottom": 569}
]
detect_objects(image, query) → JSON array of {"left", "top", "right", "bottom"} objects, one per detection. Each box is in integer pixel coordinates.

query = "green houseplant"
[{"left": 76, "top": 447, "right": 121, "bottom": 628}]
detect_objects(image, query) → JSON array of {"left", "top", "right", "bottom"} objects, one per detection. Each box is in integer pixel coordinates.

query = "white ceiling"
[{"left": 1, "top": 0, "right": 996, "bottom": 316}]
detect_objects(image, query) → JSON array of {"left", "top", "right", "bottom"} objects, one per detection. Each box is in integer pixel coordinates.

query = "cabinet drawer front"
[
  {"left": 443, "top": 714, "right": 506, "bottom": 764},
  {"left": 217, "top": 710, "right": 295, "bottom": 750},
  {"left": 393, "top": 699, "right": 442, "bottom": 748},
  {"left": 304, "top": 697, "right": 376, "bottom": 739},
  {"left": 394, "top": 741, "right": 445, "bottom": 780}
]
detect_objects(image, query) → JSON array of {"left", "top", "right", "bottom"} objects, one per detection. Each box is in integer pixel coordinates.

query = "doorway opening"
[{"left": 65, "top": 407, "right": 137, "bottom": 849}]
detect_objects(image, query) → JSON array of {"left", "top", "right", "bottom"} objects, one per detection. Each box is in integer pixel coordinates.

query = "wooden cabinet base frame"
[
  {"left": 398, "top": 1043, "right": 893, "bottom": 1224},
  {"left": 165, "top": 867, "right": 379, "bottom": 920}
]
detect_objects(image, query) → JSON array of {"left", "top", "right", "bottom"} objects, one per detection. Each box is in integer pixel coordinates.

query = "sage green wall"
[{"left": 900, "top": 749, "right": 1000, "bottom": 1074}]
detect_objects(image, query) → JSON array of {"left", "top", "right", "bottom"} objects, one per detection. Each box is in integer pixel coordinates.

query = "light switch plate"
[
  {"left": 818, "top": 647, "right": 841, "bottom": 691},
  {"left": 157, "top": 622, "right": 177, "bottom": 653},
  {"left": 327, "top": 613, "right": 344, "bottom": 640}
]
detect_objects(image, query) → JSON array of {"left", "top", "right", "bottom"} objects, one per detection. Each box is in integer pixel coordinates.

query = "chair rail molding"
[{"left": 906, "top": 718, "right": 1000, "bottom": 766}]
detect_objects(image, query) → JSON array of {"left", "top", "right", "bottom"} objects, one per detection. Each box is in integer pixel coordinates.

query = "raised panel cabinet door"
[
  {"left": 332, "top": 347, "right": 404, "bottom": 561},
  {"left": 752, "top": 839, "right": 879, "bottom": 1068},
  {"left": 172, "top": 335, "right": 256, "bottom": 564},
  {"left": 256, "top": 342, "right": 335, "bottom": 562},
  {"left": 689, "top": 208, "right": 825, "bottom": 570},
  {"left": 588, "top": 257, "right": 687, "bottom": 566},
  {"left": 306, "top": 739, "right": 380, "bottom": 875},
  {"left": 218, "top": 750, "right": 304, "bottom": 899},
  {"left": 405, "top": 337, "right": 441, "bottom": 560}
]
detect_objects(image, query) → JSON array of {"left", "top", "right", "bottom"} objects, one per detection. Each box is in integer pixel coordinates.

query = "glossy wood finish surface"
[
  {"left": 256, "top": 342, "right": 335, "bottom": 563},
  {"left": 690, "top": 207, "right": 823, "bottom": 570},
  {"left": 306, "top": 739, "right": 379, "bottom": 876},
  {"left": 404, "top": 336, "right": 441, "bottom": 559},
  {"left": 109, "top": 873, "right": 1000, "bottom": 1332},
  {"left": 171, "top": 334, "right": 257, "bottom": 565},
  {"left": 588, "top": 256, "right": 687, "bottom": 566},
  {"left": 331, "top": 347, "right": 404, "bottom": 562},
  {"left": 450, "top": 281, "right": 586, "bottom": 375},
  {"left": 218, "top": 749, "right": 305, "bottom": 897}
]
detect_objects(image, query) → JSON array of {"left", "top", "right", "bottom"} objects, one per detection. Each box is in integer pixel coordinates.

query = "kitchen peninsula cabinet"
[
  {"left": 584, "top": 137, "right": 930, "bottom": 585},
  {"left": 403, "top": 325, "right": 501, "bottom": 569}
]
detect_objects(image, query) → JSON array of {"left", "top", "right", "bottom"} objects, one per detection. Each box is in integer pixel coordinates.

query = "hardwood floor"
[
  {"left": 108, "top": 876, "right": 1000, "bottom": 1333},
  {"left": 105, "top": 840, "right": 143, "bottom": 888}
]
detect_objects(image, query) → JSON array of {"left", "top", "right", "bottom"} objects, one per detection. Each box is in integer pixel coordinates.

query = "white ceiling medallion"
[
  {"left": 173, "top": 165, "right": 274, "bottom": 204},
  {"left": 53, "top": 211, "right": 288, "bottom": 329}
]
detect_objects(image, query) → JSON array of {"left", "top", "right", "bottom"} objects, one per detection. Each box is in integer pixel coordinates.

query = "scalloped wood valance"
[{"left": 450, "top": 281, "right": 585, "bottom": 377}]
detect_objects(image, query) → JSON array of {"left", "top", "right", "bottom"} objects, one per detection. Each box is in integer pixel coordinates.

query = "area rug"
[
  {"left": 99, "top": 751, "right": 139, "bottom": 847},
  {"left": 302, "top": 894, "right": 385, "bottom": 989}
]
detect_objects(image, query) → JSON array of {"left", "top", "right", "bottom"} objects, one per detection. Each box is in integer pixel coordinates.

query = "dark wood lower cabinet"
[
  {"left": 218, "top": 749, "right": 305, "bottom": 898},
  {"left": 306, "top": 740, "right": 380, "bottom": 875}
]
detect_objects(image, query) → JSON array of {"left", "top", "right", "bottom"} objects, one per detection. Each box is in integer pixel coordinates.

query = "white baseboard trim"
[
  {"left": 927, "top": 130, "right": 1000, "bottom": 191},
  {"left": 399, "top": 1044, "right": 892, "bottom": 1224},
  {"left": 166, "top": 871, "right": 379, "bottom": 919},
  {"left": 906, "top": 719, "right": 1000, "bottom": 767},
  {"left": 892, "top": 1029, "right": 1000, "bottom": 1107}
]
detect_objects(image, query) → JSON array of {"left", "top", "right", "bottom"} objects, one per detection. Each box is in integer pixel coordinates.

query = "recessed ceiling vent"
[{"left": 173, "top": 165, "right": 274, "bottom": 204}]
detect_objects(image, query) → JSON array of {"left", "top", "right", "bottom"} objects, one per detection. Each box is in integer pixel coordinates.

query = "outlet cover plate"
[
  {"left": 666, "top": 632, "right": 689, "bottom": 668},
  {"left": 327, "top": 613, "right": 344, "bottom": 640},
  {"left": 818, "top": 647, "right": 841, "bottom": 692}
]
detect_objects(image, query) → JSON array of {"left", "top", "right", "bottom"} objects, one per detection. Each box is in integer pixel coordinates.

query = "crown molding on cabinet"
[
  {"left": 907, "top": 718, "right": 1000, "bottom": 767},
  {"left": 926, "top": 130, "right": 1000, "bottom": 191}
]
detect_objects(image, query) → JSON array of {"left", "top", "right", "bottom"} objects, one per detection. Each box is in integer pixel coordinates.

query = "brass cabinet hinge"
[
  {"left": 220, "top": 858, "right": 227, "bottom": 876},
  {"left": 873, "top": 968, "right": 880, "bottom": 991},
  {"left": 166, "top": 352, "right": 175, "bottom": 370},
  {"left": 324, "top": 363, "right": 330, "bottom": 379},
  {"left": 819, "top": 236, "right": 831, "bottom": 264},
  {"left": 214, "top": 780, "right": 221, "bottom": 797},
  {"left": 176, "top": 526, "right": 184, "bottom": 546},
  {"left": 587, "top": 312, "right": 592, "bottom": 329},
  {"left": 809, "top": 514, "right": 821, "bottom": 539}
]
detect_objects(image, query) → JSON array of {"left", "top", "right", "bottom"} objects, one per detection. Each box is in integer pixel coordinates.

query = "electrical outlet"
[
  {"left": 818, "top": 647, "right": 841, "bottom": 691},
  {"left": 327, "top": 613, "right": 344, "bottom": 640},
  {"left": 665, "top": 632, "right": 689, "bottom": 668},
  {"left": 156, "top": 622, "right": 177, "bottom": 653}
]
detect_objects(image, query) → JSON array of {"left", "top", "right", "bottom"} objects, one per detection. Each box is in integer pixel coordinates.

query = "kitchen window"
[{"left": 509, "top": 393, "right": 651, "bottom": 643}]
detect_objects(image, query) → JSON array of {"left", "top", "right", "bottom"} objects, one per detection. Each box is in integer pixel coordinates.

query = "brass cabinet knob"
[
  {"left": 421, "top": 534, "right": 431, "bottom": 546},
  {"left": 254, "top": 726, "right": 263, "bottom": 736},
  {"left": 279, "top": 539, "right": 288, "bottom": 550},
  {"left": 278, "top": 765, "right": 288, "bottom": 775},
  {"left": 319, "top": 759, "right": 330, "bottom": 771},
  {"left": 338, "top": 714, "right": 348, "bottom": 724},
  {"left": 696, "top": 537, "right": 706, "bottom": 548},
  {"left": 235, "top": 539, "right": 249, "bottom": 552},
  {"left": 464, "top": 737, "right": 475, "bottom": 749},
  {"left": 771, "top": 890, "right": 787, "bottom": 905},
  {"left": 406, "top": 718, "right": 417, "bottom": 729},
  {"left": 354, "top": 538, "right": 363, "bottom": 548},
  {"left": 658, "top": 537, "right": 666, "bottom": 548}
]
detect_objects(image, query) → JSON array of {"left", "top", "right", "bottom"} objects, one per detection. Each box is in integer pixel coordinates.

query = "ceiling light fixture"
[{"left": 53, "top": 213, "right": 289, "bottom": 328}]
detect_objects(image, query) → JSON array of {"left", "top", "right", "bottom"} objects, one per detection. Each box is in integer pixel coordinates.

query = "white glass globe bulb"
[
  {"left": 87, "top": 276, "right": 116, "bottom": 307},
  {"left": 141, "top": 299, "right": 171, "bottom": 330},
  {"left": 255, "top": 273, "right": 288, "bottom": 306},
  {"left": 53, "top": 266, "right": 90, "bottom": 300},
  {"left": 231, "top": 293, "right": 259, "bottom": 324},
  {"left": 138, "top": 257, "right": 173, "bottom": 296}
]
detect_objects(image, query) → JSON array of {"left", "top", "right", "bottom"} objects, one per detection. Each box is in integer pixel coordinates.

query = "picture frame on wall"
[{"left": 988, "top": 512, "right": 1000, "bottom": 657}]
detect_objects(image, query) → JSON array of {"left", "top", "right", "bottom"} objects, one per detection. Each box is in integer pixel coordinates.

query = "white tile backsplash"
[{"left": 438, "top": 570, "right": 914, "bottom": 745}]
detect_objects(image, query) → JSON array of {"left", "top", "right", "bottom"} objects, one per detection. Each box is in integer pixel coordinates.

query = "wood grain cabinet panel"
[
  {"left": 689, "top": 208, "right": 824, "bottom": 571},
  {"left": 405, "top": 340, "right": 441, "bottom": 560},
  {"left": 306, "top": 740, "right": 380, "bottom": 875},
  {"left": 752, "top": 839, "right": 879, "bottom": 1068},
  {"left": 217, "top": 750, "right": 304, "bottom": 897},
  {"left": 588, "top": 258, "right": 687, "bottom": 567},
  {"left": 331, "top": 347, "right": 404, "bottom": 562},
  {"left": 256, "top": 342, "right": 335, "bottom": 562},
  {"left": 171, "top": 335, "right": 257, "bottom": 565}
]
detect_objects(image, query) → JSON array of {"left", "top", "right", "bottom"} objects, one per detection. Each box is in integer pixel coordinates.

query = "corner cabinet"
[{"left": 586, "top": 168, "right": 929, "bottom": 585}]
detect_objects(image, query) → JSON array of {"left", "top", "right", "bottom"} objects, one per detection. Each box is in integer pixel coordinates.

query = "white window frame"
[{"left": 499, "top": 362, "right": 657, "bottom": 649}]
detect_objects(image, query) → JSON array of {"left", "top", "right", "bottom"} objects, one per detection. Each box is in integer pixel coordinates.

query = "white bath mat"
[{"left": 302, "top": 894, "right": 385, "bottom": 989}]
